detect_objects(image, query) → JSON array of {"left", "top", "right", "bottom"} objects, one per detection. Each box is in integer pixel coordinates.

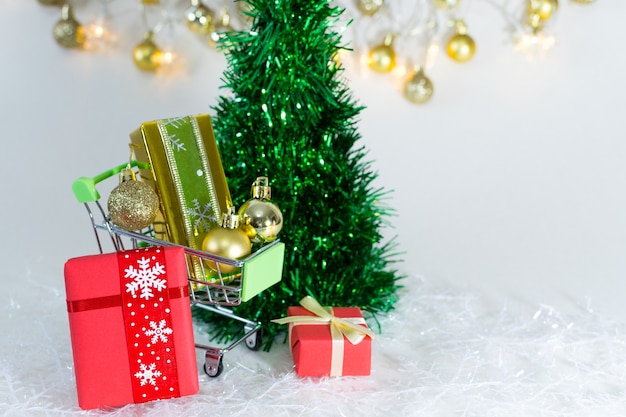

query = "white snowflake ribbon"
[
  {"left": 124, "top": 256, "right": 167, "bottom": 300},
  {"left": 144, "top": 319, "right": 173, "bottom": 344}
]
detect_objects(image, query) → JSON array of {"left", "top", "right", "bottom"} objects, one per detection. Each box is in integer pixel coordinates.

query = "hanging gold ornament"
[
  {"left": 238, "top": 176, "right": 283, "bottom": 244},
  {"left": 132, "top": 31, "right": 163, "bottom": 71},
  {"left": 434, "top": 0, "right": 461, "bottom": 9},
  {"left": 368, "top": 34, "right": 396, "bottom": 73},
  {"left": 528, "top": 0, "right": 558, "bottom": 22},
  {"left": 356, "top": 0, "right": 384, "bottom": 16},
  {"left": 108, "top": 168, "right": 160, "bottom": 231},
  {"left": 186, "top": 0, "right": 215, "bottom": 35},
  {"left": 53, "top": 4, "right": 84, "bottom": 48},
  {"left": 202, "top": 207, "right": 252, "bottom": 274},
  {"left": 404, "top": 67, "right": 434, "bottom": 104},
  {"left": 446, "top": 20, "right": 476, "bottom": 63}
]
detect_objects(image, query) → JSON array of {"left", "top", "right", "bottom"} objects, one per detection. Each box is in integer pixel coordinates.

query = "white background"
[{"left": 2, "top": 0, "right": 625, "bottom": 321}]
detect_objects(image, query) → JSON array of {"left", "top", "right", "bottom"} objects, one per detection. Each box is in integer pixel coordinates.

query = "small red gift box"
[
  {"left": 64, "top": 246, "right": 198, "bottom": 409},
  {"left": 275, "top": 296, "right": 374, "bottom": 377}
]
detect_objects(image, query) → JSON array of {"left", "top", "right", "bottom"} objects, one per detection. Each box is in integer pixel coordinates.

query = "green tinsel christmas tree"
[{"left": 199, "top": 0, "right": 402, "bottom": 349}]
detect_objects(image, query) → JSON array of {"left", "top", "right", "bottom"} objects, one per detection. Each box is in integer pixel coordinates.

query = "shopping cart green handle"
[{"left": 72, "top": 161, "right": 150, "bottom": 203}]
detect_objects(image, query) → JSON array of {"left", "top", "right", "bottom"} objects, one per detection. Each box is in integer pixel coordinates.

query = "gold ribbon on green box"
[{"left": 130, "top": 114, "right": 232, "bottom": 277}]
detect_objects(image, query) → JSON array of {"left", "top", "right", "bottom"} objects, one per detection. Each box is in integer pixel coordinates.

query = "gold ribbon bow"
[{"left": 272, "top": 296, "right": 375, "bottom": 345}]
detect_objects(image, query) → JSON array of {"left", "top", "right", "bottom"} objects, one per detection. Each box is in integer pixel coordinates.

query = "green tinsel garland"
[{"left": 196, "top": 0, "right": 403, "bottom": 350}]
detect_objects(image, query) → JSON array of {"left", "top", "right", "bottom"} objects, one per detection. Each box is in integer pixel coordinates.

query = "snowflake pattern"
[
  {"left": 188, "top": 199, "right": 218, "bottom": 233},
  {"left": 162, "top": 116, "right": 186, "bottom": 128},
  {"left": 168, "top": 132, "right": 187, "bottom": 152},
  {"left": 144, "top": 319, "right": 173, "bottom": 344},
  {"left": 124, "top": 256, "right": 167, "bottom": 300},
  {"left": 134, "top": 363, "right": 162, "bottom": 386}
]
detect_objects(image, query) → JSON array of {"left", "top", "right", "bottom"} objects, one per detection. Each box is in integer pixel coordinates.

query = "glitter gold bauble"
[
  {"left": 108, "top": 168, "right": 160, "bottom": 231},
  {"left": 238, "top": 176, "right": 283, "bottom": 243},
  {"left": 53, "top": 4, "right": 84, "bottom": 48},
  {"left": 404, "top": 67, "right": 434, "bottom": 104},
  {"left": 132, "top": 31, "right": 163, "bottom": 71},
  {"left": 202, "top": 208, "right": 251, "bottom": 274},
  {"left": 434, "top": 0, "right": 461, "bottom": 9},
  {"left": 368, "top": 34, "right": 396, "bottom": 73},
  {"left": 446, "top": 20, "right": 476, "bottom": 63},
  {"left": 186, "top": 0, "right": 215, "bottom": 35},
  {"left": 356, "top": 0, "right": 384, "bottom": 16},
  {"left": 528, "top": 0, "right": 558, "bottom": 21}
]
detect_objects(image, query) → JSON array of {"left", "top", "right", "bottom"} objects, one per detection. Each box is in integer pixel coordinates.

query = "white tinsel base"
[{"left": 2, "top": 269, "right": 625, "bottom": 416}]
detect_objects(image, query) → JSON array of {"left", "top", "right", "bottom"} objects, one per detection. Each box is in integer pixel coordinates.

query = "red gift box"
[
  {"left": 277, "top": 297, "right": 374, "bottom": 377},
  {"left": 64, "top": 246, "right": 198, "bottom": 409}
]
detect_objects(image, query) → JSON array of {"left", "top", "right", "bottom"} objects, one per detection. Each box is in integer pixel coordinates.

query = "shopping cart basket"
[{"left": 72, "top": 161, "right": 285, "bottom": 377}]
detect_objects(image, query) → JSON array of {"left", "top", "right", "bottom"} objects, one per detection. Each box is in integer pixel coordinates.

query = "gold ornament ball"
[
  {"left": 446, "top": 33, "right": 476, "bottom": 62},
  {"left": 434, "top": 0, "right": 461, "bottom": 9},
  {"left": 404, "top": 69, "right": 434, "bottom": 104},
  {"left": 133, "top": 32, "right": 162, "bottom": 71},
  {"left": 356, "top": 0, "right": 384, "bottom": 16},
  {"left": 238, "top": 199, "right": 283, "bottom": 243},
  {"left": 368, "top": 38, "right": 396, "bottom": 73},
  {"left": 202, "top": 227, "right": 251, "bottom": 274},
  {"left": 108, "top": 180, "right": 160, "bottom": 231},
  {"left": 186, "top": 0, "right": 215, "bottom": 35},
  {"left": 528, "top": 0, "right": 558, "bottom": 21},
  {"left": 53, "top": 4, "right": 84, "bottom": 48}
]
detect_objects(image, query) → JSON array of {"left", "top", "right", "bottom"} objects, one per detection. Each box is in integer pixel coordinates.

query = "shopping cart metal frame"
[{"left": 72, "top": 161, "right": 285, "bottom": 377}]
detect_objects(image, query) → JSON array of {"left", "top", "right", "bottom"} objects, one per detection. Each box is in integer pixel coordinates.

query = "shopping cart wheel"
[
  {"left": 204, "top": 358, "right": 224, "bottom": 378},
  {"left": 245, "top": 328, "right": 263, "bottom": 351},
  {"left": 204, "top": 350, "right": 224, "bottom": 377}
]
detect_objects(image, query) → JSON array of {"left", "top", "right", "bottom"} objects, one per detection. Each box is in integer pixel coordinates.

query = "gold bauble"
[
  {"left": 53, "top": 4, "right": 84, "bottom": 49},
  {"left": 202, "top": 209, "right": 251, "bottom": 274},
  {"left": 446, "top": 20, "right": 475, "bottom": 63},
  {"left": 528, "top": 0, "right": 558, "bottom": 21},
  {"left": 132, "top": 31, "right": 162, "bottom": 71},
  {"left": 356, "top": 0, "right": 384, "bottom": 16},
  {"left": 404, "top": 68, "right": 434, "bottom": 104},
  {"left": 186, "top": 0, "right": 215, "bottom": 35},
  {"left": 108, "top": 169, "right": 160, "bottom": 231},
  {"left": 446, "top": 34, "right": 476, "bottom": 62},
  {"left": 434, "top": 0, "right": 461, "bottom": 9},
  {"left": 368, "top": 34, "right": 396, "bottom": 73},
  {"left": 238, "top": 177, "right": 283, "bottom": 243}
]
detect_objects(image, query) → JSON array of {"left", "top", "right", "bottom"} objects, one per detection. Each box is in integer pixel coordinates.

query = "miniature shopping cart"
[{"left": 72, "top": 161, "right": 285, "bottom": 377}]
